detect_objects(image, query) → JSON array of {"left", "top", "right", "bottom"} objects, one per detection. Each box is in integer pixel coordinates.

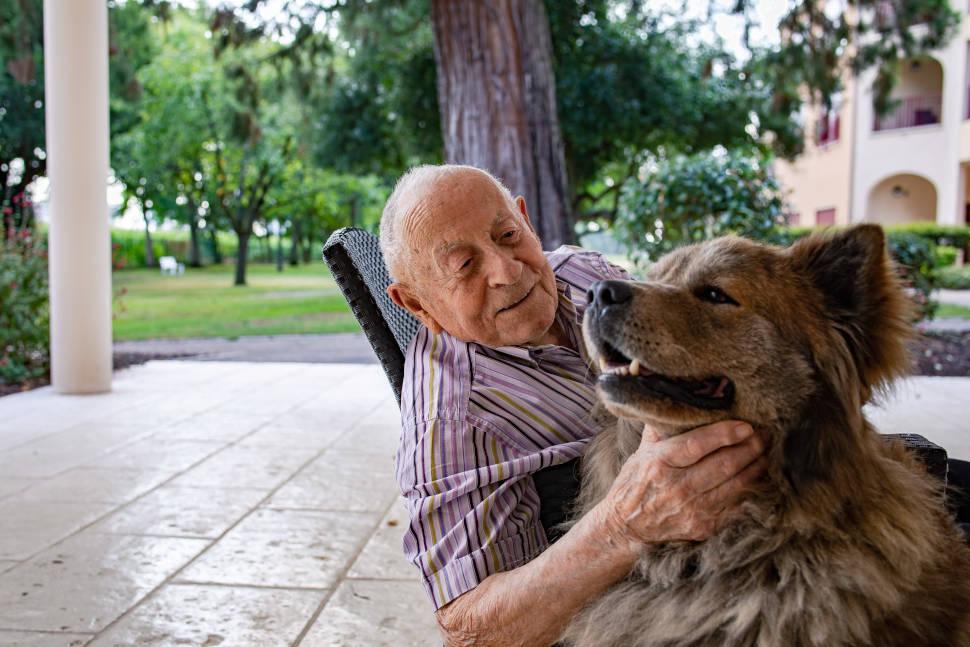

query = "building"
[{"left": 774, "top": 2, "right": 970, "bottom": 229}]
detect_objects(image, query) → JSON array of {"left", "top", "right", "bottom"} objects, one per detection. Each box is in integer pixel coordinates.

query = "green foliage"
[
  {"left": 886, "top": 231, "right": 939, "bottom": 319},
  {"left": 882, "top": 222, "right": 970, "bottom": 248},
  {"left": 938, "top": 265, "right": 970, "bottom": 290},
  {"left": 935, "top": 245, "right": 958, "bottom": 268},
  {"left": 1, "top": 0, "right": 159, "bottom": 230},
  {"left": 0, "top": 228, "right": 49, "bottom": 385},
  {"left": 311, "top": 3, "right": 441, "bottom": 177},
  {"left": 547, "top": 1, "right": 799, "bottom": 204},
  {"left": 614, "top": 148, "right": 787, "bottom": 265}
]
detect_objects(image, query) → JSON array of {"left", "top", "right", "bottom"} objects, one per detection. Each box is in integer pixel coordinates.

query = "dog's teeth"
[
  {"left": 599, "top": 358, "right": 608, "bottom": 372},
  {"left": 617, "top": 366, "right": 628, "bottom": 376},
  {"left": 629, "top": 358, "right": 640, "bottom": 376}
]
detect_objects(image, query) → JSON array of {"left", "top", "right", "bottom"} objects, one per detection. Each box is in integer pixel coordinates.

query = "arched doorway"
[{"left": 865, "top": 174, "right": 937, "bottom": 224}]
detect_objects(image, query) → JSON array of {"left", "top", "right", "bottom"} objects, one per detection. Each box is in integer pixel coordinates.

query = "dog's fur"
[{"left": 562, "top": 225, "right": 970, "bottom": 647}]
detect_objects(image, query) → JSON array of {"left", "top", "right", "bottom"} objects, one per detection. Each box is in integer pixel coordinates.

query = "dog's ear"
[
  {"left": 782, "top": 378, "right": 853, "bottom": 494},
  {"left": 788, "top": 224, "right": 913, "bottom": 391}
]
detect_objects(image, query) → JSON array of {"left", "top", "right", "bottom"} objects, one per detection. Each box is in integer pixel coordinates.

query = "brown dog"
[{"left": 563, "top": 225, "right": 970, "bottom": 646}]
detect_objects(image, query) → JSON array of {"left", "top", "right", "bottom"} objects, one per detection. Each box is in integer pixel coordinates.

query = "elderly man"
[{"left": 380, "top": 164, "right": 766, "bottom": 646}]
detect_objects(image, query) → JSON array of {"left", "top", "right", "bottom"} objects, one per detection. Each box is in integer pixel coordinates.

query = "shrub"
[
  {"left": 0, "top": 228, "right": 50, "bottom": 385},
  {"left": 615, "top": 148, "right": 788, "bottom": 266},
  {"left": 938, "top": 265, "right": 970, "bottom": 290},
  {"left": 884, "top": 223, "right": 970, "bottom": 248},
  {"left": 935, "top": 245, "right": 958, "bottom": 268},
  {"left": 887, "top": 231, "right": 938, "bottom": 320}
]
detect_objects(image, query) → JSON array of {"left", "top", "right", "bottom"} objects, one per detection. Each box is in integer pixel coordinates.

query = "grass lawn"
[
  {"left": 937, "top": 303, "right": 970, "bottom": 319},
  {"left": 112, "top": 263, "right": 360, "bottom": 341}
]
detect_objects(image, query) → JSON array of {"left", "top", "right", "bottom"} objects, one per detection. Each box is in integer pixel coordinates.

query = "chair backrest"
[{"left": 322, "top": 227, "right": 421, "bottom": 404}]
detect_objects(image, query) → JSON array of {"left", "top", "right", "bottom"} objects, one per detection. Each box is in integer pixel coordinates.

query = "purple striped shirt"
[{"left": 395, "top": 245, "right": 632, "bottom": 610}]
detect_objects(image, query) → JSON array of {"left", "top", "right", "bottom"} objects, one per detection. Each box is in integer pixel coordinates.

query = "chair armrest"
[{"left": 882, "top": 433, "right": 949, "bottom": 485}]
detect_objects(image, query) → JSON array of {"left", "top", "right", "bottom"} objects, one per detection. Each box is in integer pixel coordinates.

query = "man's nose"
[
  {"left": 587, "top": 280, "right": 632, "bottom": 312},
  {"left": 486, "top": 249, "right": 523, "bottom": 286}
]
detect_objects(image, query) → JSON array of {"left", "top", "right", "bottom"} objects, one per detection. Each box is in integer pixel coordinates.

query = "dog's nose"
[{"left": 588, "top": 280, "right": 632, "bottom": 310}]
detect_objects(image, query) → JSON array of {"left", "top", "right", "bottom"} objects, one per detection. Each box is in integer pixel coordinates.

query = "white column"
[{"left": 43, "top": 0, "right": 112, "bottom": 394}]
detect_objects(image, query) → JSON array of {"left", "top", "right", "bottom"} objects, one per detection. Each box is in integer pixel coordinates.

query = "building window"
[
  {"left": 817, "top": 111, "right": 840, "bottom": 145},
  {"left": 816, "top": 208, "right": 836, "bottom": 225},
  {"left": 788, "top": 212, "right": 801, "bottom": 226}
]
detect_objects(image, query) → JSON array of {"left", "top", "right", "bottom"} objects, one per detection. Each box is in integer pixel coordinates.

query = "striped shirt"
[{"left": 395, "top": 245, "right": 633, "bottom": 610}]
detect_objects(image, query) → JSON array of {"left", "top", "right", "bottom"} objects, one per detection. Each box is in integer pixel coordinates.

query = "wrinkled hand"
[{"left": 602, "top": 421, "right": 766, "bottom": 545}]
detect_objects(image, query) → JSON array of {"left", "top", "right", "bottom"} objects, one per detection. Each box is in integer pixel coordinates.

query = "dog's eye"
[{"left": 695, "top": 285, "right": 739, "bottom": 306}]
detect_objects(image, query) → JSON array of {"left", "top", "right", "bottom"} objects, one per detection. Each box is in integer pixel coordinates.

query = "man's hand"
[{"left": 600, "top": 420, "right": 766, "bottom": 546}]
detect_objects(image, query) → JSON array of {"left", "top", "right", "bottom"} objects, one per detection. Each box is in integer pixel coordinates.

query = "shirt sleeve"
[
  {"left": 395, "top": 416, "right": 549, "bottom": 610},
  {"left": 590, "top": 251, "right": 635, "bottom": 281}
]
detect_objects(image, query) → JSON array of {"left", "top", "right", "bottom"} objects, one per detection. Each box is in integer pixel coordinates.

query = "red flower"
[
  {"left": 2, "top": 207, "right": 11, "bottom": 215},
  {"left": 9, "top": 282, "right": 17, "bottom": 290}
]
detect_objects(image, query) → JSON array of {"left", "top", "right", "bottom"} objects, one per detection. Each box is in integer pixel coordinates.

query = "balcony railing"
[{"left": 873, "top": 94, "right": 942, "bottom": 131}]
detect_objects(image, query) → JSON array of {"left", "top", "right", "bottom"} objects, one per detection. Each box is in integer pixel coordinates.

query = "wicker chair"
[{"left": 322, "top": 227, "right": 949, "bottom": 495}]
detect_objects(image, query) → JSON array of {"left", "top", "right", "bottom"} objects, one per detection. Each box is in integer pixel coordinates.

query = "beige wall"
[
  {"left": 894, "top": 57, "right": 944, "bottom": 98},
  {"left": 866, "top": 174, "right": 937, "bottom": 224},
  {"left": 773, "top": 82, "right": 854, "bottom": 226}
]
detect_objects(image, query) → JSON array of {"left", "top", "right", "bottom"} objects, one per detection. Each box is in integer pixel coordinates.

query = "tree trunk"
[
  {"left": 430, "top": 0, "right": 574, "bottom": 249},
  {"left": 288, "top": 217, "right": 301, "bottom": 266},
  {"left": 186, "top": 199, "right": 202, "bottom": 268},
  {"left": 142, "top": 207, "right": 156, "bottom": 267},
  {"left": 234, "top": 230, "right": 250, "bottom": 286},
  {"left": 208, "top": 227, "right": 223, "bottom": 264},
  {"left": 301, "top": 229, "right": 312, "bottom": 264},
  {"left": 275, "top": 220, "right": 284, "bottom": 272}
]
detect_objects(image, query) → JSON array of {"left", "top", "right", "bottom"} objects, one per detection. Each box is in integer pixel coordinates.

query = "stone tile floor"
[
  {"left": 0, "top": 360, "right": 967, "bottom": 646},
  {"left": 0, "top": 361, "right": 438, "bottom": 647}
]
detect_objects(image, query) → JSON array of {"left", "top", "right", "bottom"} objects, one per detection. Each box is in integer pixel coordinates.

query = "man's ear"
[
  {"left": 387, "top": 283, "right": 443, "bottom": 334},
  {"left": 787, "top": 223, "right": 913, "bottom": 391},
  {"left": 514, "top": 195, "right": 536, "bottom": 234}
]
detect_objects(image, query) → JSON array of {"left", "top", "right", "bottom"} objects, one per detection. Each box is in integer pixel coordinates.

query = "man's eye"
[
  {"left": 694, "top": 285, "right": 739, "bottom": 306},
  {"left": 502, "top": 230, "right": 517, "bottom": 239},
  {"left": 459, "top": 258, "right": 472, "bottom": 270}
]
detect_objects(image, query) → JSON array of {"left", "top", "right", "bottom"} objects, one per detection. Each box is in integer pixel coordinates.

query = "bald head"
[
  {"left": 379, "top": 164, "right": 560, "bottom": 347},
  {"left": 379, "top": 164, "right": 516, "bottom": 283}
]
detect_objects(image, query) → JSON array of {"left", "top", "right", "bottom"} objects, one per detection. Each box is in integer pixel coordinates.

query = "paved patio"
[
  {"left": 0, "top": 361, "right": 438, "bottom": 646},
  {"left": 0, "top": 360, "right": 967, "bottom": 646}
]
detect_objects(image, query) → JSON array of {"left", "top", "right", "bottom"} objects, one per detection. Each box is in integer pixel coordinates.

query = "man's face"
[{"left": 387, "top": 172, "right": 559, "bottom": 347}]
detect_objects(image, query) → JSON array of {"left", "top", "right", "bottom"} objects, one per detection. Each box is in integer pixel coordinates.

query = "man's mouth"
[
  {"left": 498, "top": 284, "right": 534, "bottom": 313},
  {"left": 596, "top": 339, "right": 734, "bottom": 410}
]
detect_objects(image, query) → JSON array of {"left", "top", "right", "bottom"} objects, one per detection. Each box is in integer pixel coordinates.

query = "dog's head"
[{"left": 583, "top": 224, "right": 914, "bottom": 492}]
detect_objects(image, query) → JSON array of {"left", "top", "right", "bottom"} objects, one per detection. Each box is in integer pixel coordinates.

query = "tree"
[
  {"left": 101, "top": 0, "right": 962, "bottom": 256},
  {"left": 614, "top": 148, "right": 787, "bottom": 264},
  {"left": 0, "top": 0, "right": 45, "bottom": 233},
  {"left": 112, "top": 10, "right": 217, "bottom": 268},
  {"left": 430, "top": 0, "right": 574, "bottom": 249},
  {"left": 1, "top": 0, "right": 160, "bottom": 234}
]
